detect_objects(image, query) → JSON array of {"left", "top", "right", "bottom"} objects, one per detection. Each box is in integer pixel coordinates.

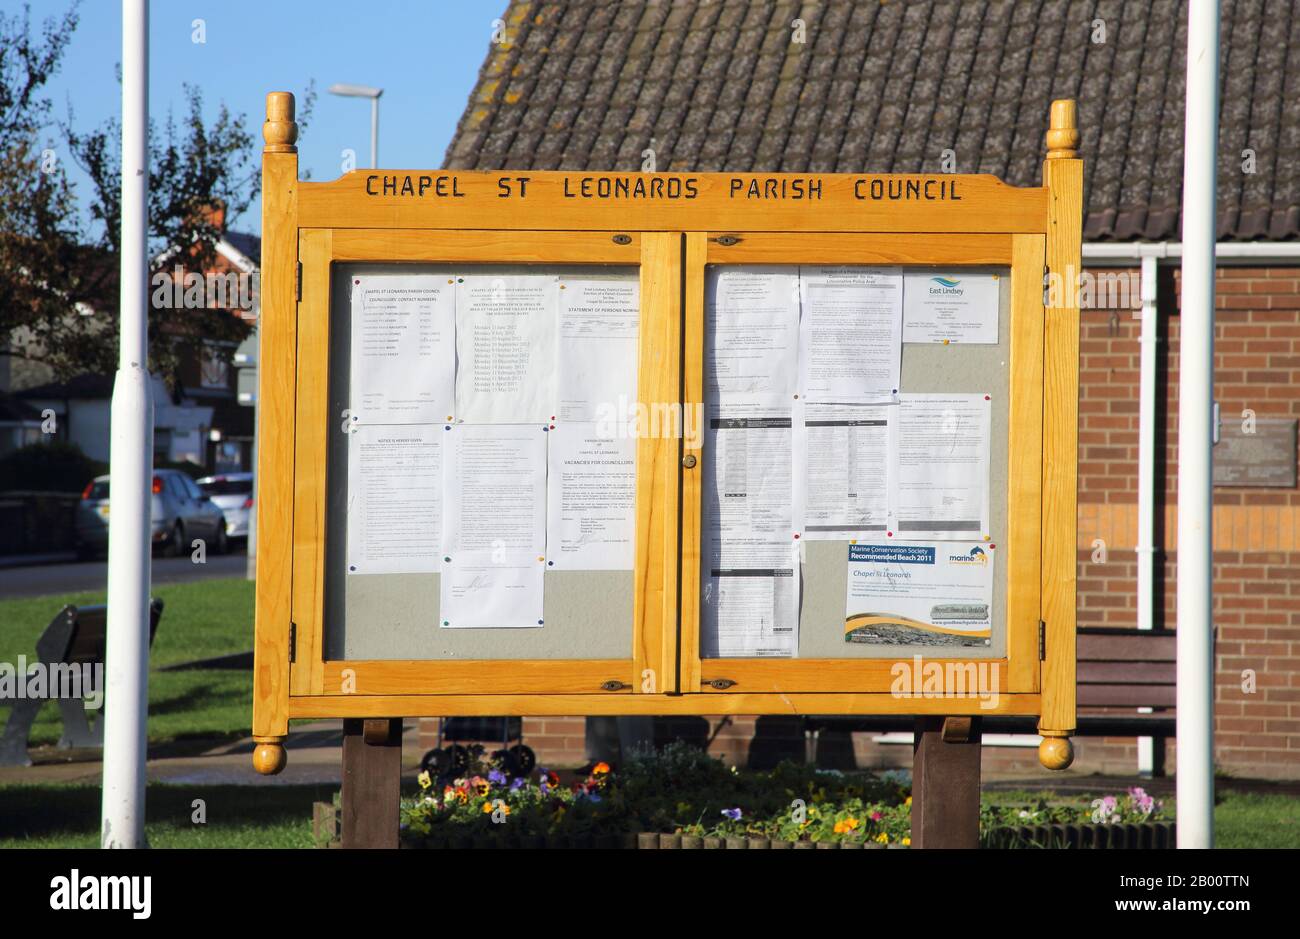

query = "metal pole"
[
  {"left": 1136, "top": 252, "right": 1159, "bottom": 776},
  {"left": 1177, "top": 0, "right": 1219, "bottom": 849},
  {"left": 102, "top": 0, "right": 152, "bottom": 849},
  {"left": 370, "top": 96, "right": 378, "bottom": 169}
]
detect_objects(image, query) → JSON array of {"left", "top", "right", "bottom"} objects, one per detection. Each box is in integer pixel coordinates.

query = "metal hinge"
[
  {"left": 289, "top": 621, "right": 297, "bottom": 663},
  {"left": 295, "top": 261, "right": 302, "bottom": 302},
  {"left": 1038, "top": 621, "right": 1046, "bottom": 661}
]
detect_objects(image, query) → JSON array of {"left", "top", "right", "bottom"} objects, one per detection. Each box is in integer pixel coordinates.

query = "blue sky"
[{"left": 31, "top": 0, "right": 505, "bottom": 236}]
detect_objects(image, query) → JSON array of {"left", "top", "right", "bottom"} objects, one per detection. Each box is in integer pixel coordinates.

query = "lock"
[{"left": 682, "top": 454, "right": 697, "bottom": 469}]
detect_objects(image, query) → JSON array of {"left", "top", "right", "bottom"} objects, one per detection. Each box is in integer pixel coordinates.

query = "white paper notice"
[
  {"left": 346, "top": 425, "right": 444, "bottom": 575},
  {"left": 799, "top": 266, "right": 902, "bottom": 403},
  {"left": 705, "top": 266, "right": 799, "bottom": 400},
  {"left": 891, "top": 394, "right": 991, "bottom": 540},
  {"left": 557, "top": 273, "right": 639, "bottom": 422},
  {"left": 798, "top": 402, "right": 891, "bottom": 540},
  {"left": 903, "top": 271, "right": 1000, "bottom": 344},
  {"left": 701, "top": 402, "right": 799, "bottom": 658},
  {"left": 844, "top": 542, "right": 993, "bottom": 648},
  {"left": 701, "top": 561, "right": 799, "bottom": 658},
  {"left": 440, "top": 551, "right": 545, "bottom": 629},
  {"left": 455, "top": 274, "right": 557, "bottom": 423},
  {"left": 349, "top": 275, "right": 455, "bottom": 424},
  {"left": 441, "top": 424, "right": 547, "bottom": 557},
  {"left": 546, "top": 423, "right": 635, "bottom": 570}
]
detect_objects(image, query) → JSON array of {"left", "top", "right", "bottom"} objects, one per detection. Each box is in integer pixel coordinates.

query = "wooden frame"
[
  {"left": 251, "top": 92, "right": 1082, "bottom": 775},
  {"left": 682, "top": 233, "right": 1044, "bottom": 703}
]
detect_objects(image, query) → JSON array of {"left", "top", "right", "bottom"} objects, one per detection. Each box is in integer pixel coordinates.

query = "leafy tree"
[{"left": 1, "top": 1, "right": 314, "bottom": 391}]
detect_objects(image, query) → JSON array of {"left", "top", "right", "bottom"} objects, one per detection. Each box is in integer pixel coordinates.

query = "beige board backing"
[{"left": 325, "top": 263, "right": 635, "bottom": 660}]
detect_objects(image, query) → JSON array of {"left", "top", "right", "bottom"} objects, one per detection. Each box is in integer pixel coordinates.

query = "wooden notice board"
[{"left": 251, "top": 92, "right": 1083, "bottom": 775}]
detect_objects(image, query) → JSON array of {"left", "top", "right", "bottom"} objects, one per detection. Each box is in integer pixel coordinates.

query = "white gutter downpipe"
[
  {"left": 1177, "top": 0, "right": 1219, "bottom": 849},
  {"left": 102, "top": 0, "right": 152, "bottom": 849},
  {"left": 1136, "top": 252, "right": 1159, "bottom": 776}
]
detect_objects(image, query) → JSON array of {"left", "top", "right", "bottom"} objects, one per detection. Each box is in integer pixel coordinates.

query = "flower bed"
[{"left": 386, "top": 743, "right": 1171, "bottom": 850}]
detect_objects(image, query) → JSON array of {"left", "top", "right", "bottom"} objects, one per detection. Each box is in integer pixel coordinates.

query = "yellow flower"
[
  {"left": 417, "top": 770, "right": 432, "bottom": 790},
  {"left": 483, "top": 801, "right": 494, "bottom": 814},
  {"left": 904, "top": 796, "right": 912, "bottom": 807},
  {"left": 592, "top": 762, "right": 611, "bottom": 776},
  {"left": 902, "top": 837, "right": 911, "bottom": 846},
  {"left": 876, "top": 832, "right": 889, "bottom": 844}
]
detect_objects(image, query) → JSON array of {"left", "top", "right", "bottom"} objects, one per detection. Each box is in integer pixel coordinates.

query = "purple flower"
[
  {"left": 488, "top": 769, "right": 507, "bottom": 786},
  {"left": 510, "top": 777, "right": 526, "bottom": 791},
  {"left": 721, "top": 808, "right": 742, "bottom": 821}
]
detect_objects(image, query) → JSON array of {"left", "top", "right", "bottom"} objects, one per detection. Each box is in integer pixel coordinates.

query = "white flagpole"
[
  {"left": 101, "top": 0, "right": 153, "bottom": 849},
  {"left": 1176, "top": 0, "right": 1219, "bottom": 849}
]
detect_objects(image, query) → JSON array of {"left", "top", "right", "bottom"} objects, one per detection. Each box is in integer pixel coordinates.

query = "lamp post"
[
  {"left": 102, "top": 0, "right": 152, "bottom": 849},
  {"left": 328, "top": 83, "right": 383, "bottom": 168}
]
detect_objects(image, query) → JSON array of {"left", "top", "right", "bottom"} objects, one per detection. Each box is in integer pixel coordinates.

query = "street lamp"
[{"left": 329, "top": 83, "right": 383, "bottom": 169}]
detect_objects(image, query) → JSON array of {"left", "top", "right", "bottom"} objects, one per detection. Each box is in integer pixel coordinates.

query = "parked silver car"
[
  {"left": 76, "top": 470, "right": 228, "bottom": 559},
  {"left": 196, "top": 472, "right": 254, "bottom": 539}
]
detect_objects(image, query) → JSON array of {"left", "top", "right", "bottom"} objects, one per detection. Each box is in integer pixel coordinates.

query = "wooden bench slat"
[
  {"left": 1078, "top": 684, "right": 1177, "bottom": 708},
  {"left": 1078, "top": 633, "right": 1176, "bottom": 660},
  {"left": 1078, "top": 661, "right": 1177, "bottom": 683}
]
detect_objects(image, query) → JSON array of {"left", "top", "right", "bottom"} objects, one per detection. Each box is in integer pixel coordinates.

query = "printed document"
[
  {"left": 797, "top": 402, "right": 891, "bottom": 540},
  {"left": 440, "top": 550, "right": 545, "bottom": 629},
  {"left": 546, "top": 423, "right": 636, "bottom": 570},
  {"left": 349, "top": 274, "right": 455, "bottom": 424},
  {"left": 891, "top": 393, "right": 991, "bottom": 540},
  {"left": 700, "top": 401, "right": 799, "bottom": 657},
  {"left": 705, "top": 266, "right": 799, "bottom": 400},
  {"left": 441, "top": 424, "right": 547, "bottom": 557},
  {"left": 455, "top": 274, "right": 557, "bottom": 422},
  {"left": 345, "top": 425, "right": 444, "bottom": 575},
  {"left": 557, "top": 272, "right": 639, "bottom": 422},
  {"left": 844, "top": 542, "right": 993, "bottom": 647},
  {"left": 902, "top": 270, "right": 999, "bottom": 344},
  {"left": 798, "top": 266, "right": 901, "bottom": 402}
]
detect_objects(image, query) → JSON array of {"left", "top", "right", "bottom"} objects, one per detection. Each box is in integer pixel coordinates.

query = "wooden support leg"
[
  {"left": 911, "top": 716, "right": 982, "bottom": 849},
  {"left": 341, "top": 718, "right": 403, "bottom": 849}
]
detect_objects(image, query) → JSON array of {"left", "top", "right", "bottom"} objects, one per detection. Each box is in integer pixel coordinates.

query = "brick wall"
[
  {"left": 418, "top": 265, "right": 1300, "bottom": 782},
  {"left": 1076, "top": 264, "right": 1300, "bottom": 779}
]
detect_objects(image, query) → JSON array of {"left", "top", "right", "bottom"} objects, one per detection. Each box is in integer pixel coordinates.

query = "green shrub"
[{"left": 0, "top": 442, "right": 107, "bottom": 493}]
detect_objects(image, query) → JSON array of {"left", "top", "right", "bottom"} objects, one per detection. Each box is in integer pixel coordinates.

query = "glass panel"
[
  {"left": 700, "top": 263, "right": 1010, "bottom": 661},
  {"left": 324, "top": 263, "right": 641, "bottom": 661}
]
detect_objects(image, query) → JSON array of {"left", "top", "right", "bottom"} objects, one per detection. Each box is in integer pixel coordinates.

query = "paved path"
[
  {"left": 0, "top": 720, "right": 421, "bottom": 788},
  {"left": 0, "top": 547, "right": 249, "bottom": 599}
]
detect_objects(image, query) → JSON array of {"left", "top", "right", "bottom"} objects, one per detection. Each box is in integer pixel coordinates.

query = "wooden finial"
[
  {"left": 263, "top": 92, "right": 297, "bottom": 153},
  {"left": 253, "top": 736, "right": 287, "bottom": 775},
  {"left": 1038, "top": 734, "right": 1074, "bottom": 770},
  {"left": 1045, "top": 98, "right": 1079, "bottom": 160}
]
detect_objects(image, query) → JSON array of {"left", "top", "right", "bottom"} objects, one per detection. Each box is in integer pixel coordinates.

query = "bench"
[
  {"left": 803, "top": 626, "right": 1186, "bottom": 772},
  {"left": 0, "top": 599, "right": 164, "bottom": 767}
]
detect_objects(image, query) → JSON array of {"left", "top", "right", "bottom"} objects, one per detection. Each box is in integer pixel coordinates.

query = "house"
[
  {"left": 3, "top": 225, "right": 261, "bottom": 475},
  {"left": 431, "top": 0, "right": 1300, "bottom": 780}
]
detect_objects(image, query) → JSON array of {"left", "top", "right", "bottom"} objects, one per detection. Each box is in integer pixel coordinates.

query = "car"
[
  {"left": 75, "top": 469, "right": 229, "bottom": 559},
  {"left": 196, "top": 472, "right": 254, "bottom": 540}
]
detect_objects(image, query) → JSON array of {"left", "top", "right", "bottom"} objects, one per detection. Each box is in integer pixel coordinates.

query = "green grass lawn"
[
  {"left": 0, "top": 782, "right": 334, "bottom": 848},
  {"left": 0, "top": 578, "right": 254, "bottom": 746},
  {"left": 985, "top": 786, "right": 1299, "bottom": 848}
]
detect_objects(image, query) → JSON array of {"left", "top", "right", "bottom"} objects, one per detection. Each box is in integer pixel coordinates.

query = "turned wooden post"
[
  {"left": 251, "top": 90, "right": 299, "bottom": 776},
  {"left": 1039, "top": 96, "right": 1082, "bottom": 771}
]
